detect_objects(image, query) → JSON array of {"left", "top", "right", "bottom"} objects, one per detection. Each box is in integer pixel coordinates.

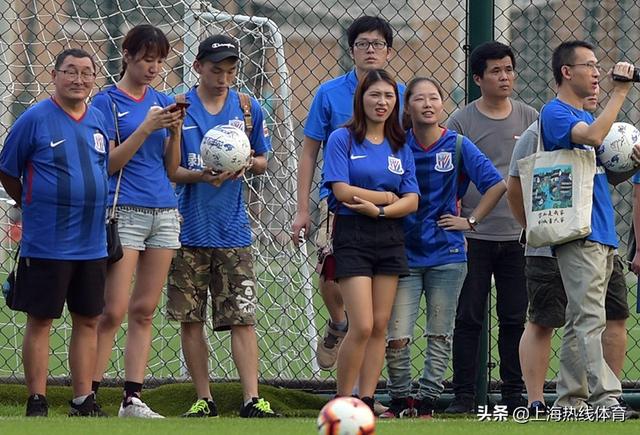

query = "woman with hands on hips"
[{"left": 381, "top": 77, "right": 506, "bottom": 418}]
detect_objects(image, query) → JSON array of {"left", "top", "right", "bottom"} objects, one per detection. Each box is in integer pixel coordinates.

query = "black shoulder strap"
[{"left": 238, "top": 92, "right": 253, "bottom": 136}]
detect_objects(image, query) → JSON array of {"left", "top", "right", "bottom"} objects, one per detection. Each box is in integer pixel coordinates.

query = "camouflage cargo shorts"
[{"left": 166, "top": 246, "right": 257, "bottom": 331}]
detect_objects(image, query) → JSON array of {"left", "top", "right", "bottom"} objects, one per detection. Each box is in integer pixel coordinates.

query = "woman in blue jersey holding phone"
[
  {"left": 381, "top": 77, "right": 506, "bottom": 418},
  {"left": 90, "top": 24, "right": 184, "bottom": 418},
  {"left": 322, "top": 69, "right": 419, "bottom": 412}
]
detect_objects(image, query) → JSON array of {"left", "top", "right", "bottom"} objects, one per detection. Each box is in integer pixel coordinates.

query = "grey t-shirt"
[
  {"left": 508, "top": 121, "right": 553, "bottom": 257},
  {"left": 447, "top": 99, "right": 538, "bottom": 241}
]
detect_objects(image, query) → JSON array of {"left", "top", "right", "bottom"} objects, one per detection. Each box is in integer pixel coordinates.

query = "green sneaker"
[
  {"left": 239, "top": 397, "right": 280, "bottom": 418},
  {"left": 182, "top": 398, "right": 218, "bottom": 417}
]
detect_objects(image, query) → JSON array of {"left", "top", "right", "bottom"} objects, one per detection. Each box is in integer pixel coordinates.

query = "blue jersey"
[
  {"left": 91, "top": 85, "right": 177, "bottom": 208},
  {"left": 403, "top": 129, "right": 503, "bottom": 267},
  {"left": 633, "top": 171, "right": 640, "bottom": 184},
  {"left": 0, "top": 98, "right": 109, "bottom": 260},
  {"left": 304, "top": 69, "right": 406, "bottom": 199},
  {"left": 322, "top": 127, "right": 419, "bottom": 215},
  {"left": 541, "top": 98, "right": 617, "bottom": 248},
  {"left": 176, "top": 87, "right": 271, "bottom": 248}
]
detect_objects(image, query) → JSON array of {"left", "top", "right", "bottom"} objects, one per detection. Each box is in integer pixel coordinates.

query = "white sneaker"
[{"left": 118, "top": 397, "right": 165, "bottom": 418}]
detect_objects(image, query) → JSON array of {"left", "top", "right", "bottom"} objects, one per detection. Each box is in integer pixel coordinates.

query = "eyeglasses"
[
  {"left": 565, "top": 63, "right": 602, "bottom": 72},
  {"left": 353, "top": 40, "right": 388, "bottom": 51},
  {"left": 56, "top": 69, "right": 97, "bottom": 81}
]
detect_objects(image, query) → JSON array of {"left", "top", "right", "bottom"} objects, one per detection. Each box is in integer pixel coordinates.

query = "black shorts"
[
  {"left": 12, "top": 257, "right": 107, "bottom": 319},
  {"left": 332, "top": 215, "right": 409, "bottom": 280},
  {"left": 525, "top": 254, "right": 629, "bottom": 328}
]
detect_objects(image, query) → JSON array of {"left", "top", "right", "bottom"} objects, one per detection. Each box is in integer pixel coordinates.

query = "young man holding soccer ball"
[{"left": 166, "top": 34, "right": 276, "bottom": 418}]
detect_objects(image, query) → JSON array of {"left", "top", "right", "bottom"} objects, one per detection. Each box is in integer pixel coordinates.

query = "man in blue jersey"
[
  {"left": 0, "top": 48, "right": 109, "bottom": 417},
  {"left": 507, "top": 93, "right": 634, "bottom": 415},
  {"left": 291, "top": 16, "right": 403, "bottom": 384},
  {"left": 540, "top": 40, "right": 638, "bottom": 415},
  {"left": 166, "top": 35, "right": 277, "bottom": 418},
  {"left": 445, "top": 41, "right": 537, "bottom": 414}
]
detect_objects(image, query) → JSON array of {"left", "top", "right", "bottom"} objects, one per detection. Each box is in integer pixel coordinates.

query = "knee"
[
  {"left": 348, "top": 322, "right": 373, "bottom": 342},
  {"left": 100, "top": 304, "right": 128, "bottom": 329},
  {"left": 128, "top": 303, "right": 155, "bottom": 326},
  {"left": 26, "top": 316, "right": 53, "bottom": 331},
  {"left": 387, "top": 338, "right": 410, "bottom": 349}
]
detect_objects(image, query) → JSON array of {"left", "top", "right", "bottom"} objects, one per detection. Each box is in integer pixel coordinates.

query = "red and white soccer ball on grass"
[
  {"left": 597, "top": 122, "right": 640, "bottom": 172},
  {"left": 317, "top": 397, "right": 375, "bottom": 435},
  {"left": 200, "top": 124, "right": 251, "bottom": 173}
]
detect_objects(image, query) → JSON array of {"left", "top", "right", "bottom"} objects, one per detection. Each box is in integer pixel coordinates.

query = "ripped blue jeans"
[{"left": 385, "top": 262, "right": 467, "bottom": 401}]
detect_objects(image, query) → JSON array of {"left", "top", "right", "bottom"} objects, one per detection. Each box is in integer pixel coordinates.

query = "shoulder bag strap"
[
  {"left": 238, "top": 92, "right": 253, "bottom": 136},
  {"left": 110, "top": 97, "right": 124, "bottom": 221}
]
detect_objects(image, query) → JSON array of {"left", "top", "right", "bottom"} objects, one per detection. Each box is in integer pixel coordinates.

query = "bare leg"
[
  {"left": 603, "top": 319, "right": 627, "bottom": 379},
  {"left": 94, "top": 249, "right": 139, "bottom": 382},
  {"left": 336, "top": 276, "right": 373, "bottom": 396},
  {"left": 181, "top": 322, "right": 212, "bottom": 399},
  {"left": 231, "top": 325, "right": 259, "bottom": 401},
  {"left": 124, "top": 248, "right": 174, "bottom": 382},
  {"left": 23, "top": 315, "right": 53, "bottom": 395},
  {"left": 69, "top": 313, "right": 99, "bottom": 397},
  {"left": 358, "top": 275, "right": 398, "bottom": 397},
  {"left": 519, "top": 322, "right": 553, "bottom": 405}
]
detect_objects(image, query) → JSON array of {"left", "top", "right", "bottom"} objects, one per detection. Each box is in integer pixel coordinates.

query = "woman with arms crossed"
[{"left": 323, "top": 69, "right": 419, "bottom": 412}]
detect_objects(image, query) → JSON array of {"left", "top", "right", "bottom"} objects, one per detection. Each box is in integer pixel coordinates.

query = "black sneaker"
[
  {"left": 528, "top": 400, "right": 548, "bottom": 418},
  {"left": 499, "top": 395, "right": 528, "bottom": 415},
  {"left": 68, "top": 393, "right": 107, "bottom": 417},
  {"left": 26, "top": 394, "right": 48, "bottom": 417},
  {"left": 360, "top": 396, "right": 376, "bottom": 415},
  {"left": 379, "top": 397, "right": 416, "bottom": 419},
  {"left": 416, "top": 397, "right": 436, "bottom": 418},
  {"left": 239, "top": 397, "right": 279, "bottom": 418},
  {"left": 444, "top": 396, "right": 474, "bottom": 414},
  {"left": 182, "top": 398, "right": 219, "bottom": 417}
]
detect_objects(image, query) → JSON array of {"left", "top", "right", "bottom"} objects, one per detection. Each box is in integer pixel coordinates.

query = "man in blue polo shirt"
[
  {"left": 291, "top": 16, "right": 404, "bottom": 386},
  {"left": 0, "top": 48, "right": 109, "bottom": 417},
  {"left": 166, "top": 34, "right": 277, "bottom": 418},
  {"left": 540, "top": 40, "right": 638, "bottom": 414}
]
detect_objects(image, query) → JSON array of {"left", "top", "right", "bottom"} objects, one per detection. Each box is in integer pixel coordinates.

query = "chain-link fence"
[{"left": 0, "top": 0, "right": 638, "bottom": 393}]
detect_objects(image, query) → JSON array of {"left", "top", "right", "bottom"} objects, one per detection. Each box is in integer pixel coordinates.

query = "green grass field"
[{"left": 0, "top": 383, "right": 638, "bottom": 435}]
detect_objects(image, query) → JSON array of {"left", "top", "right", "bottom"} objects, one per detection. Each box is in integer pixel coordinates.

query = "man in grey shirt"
[
  {"left": 507, "top": 94, "right": 631, "bottom": 415},
  {"left": 445, "top": 41, "right": 537, "bottom": 414}
]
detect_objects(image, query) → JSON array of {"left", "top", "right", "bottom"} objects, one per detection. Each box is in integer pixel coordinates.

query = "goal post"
[{"left": 0, "top": 0, "right": 322, "bottom": 384}]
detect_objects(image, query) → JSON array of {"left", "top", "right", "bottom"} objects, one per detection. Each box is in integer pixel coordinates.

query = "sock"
[
  {"left": 244, "top": 397, "right": 256, "bottom": 407},
  {"left": 91, "top": 381, "right": 101, "bottom": 395},
  {"left": 330, "top": 319, "right": 348, "bottom": 332},
  {"left": 123, "top": 381, "right": 143, "bottom": 403},
  {"left": 72, "top": 394, "right": 90, "bottom": 405}
]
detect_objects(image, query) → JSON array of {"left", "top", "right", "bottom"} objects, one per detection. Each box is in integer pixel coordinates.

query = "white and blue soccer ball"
[
  {"left": 200, "top": 124, "right": 251, "bottom": 173},
  {"left": 597, "top": 122, "right": 640, "bottom": 172},
  {"left": 317, "top": 397, "right": 375, "bottom": 435}
]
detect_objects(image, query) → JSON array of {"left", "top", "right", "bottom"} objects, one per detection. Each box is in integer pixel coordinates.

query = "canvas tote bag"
[{"left": 517, "top": 115, "right": 596, "bottom": 248}]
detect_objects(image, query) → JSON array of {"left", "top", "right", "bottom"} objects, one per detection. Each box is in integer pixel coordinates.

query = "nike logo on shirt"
[
  {"left": 350, "top": 155, "right": 367, "bottom": 160},
  {"left": 117, "top": 111, "right": 129, "bottom": 118},
  {"left": 50, "top": 139, "right": 65, "bottom": 148},
  {"left": 182, "top": 125, "right": 198, "bottom": 131}
]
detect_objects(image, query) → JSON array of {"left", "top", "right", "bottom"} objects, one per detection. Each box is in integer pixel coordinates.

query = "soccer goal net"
[{"left": 0, "top": 0, "right": 321, "bottom": 384}]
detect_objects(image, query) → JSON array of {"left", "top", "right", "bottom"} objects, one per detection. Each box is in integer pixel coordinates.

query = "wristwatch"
[
  {"left": 467, "top": 216, "right": 478, "bottom": 231},
  {"left": 378, "top": 206, "right": 386, "bottom": 218}
]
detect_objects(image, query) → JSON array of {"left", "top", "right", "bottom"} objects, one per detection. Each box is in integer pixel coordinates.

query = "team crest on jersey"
[
  {"left": 93, "top": 132, "right": 106, "bottom": 153},
  {"left": 387, "top": 156, "right": 404, "bottom": 175},
  {"left": 229, "top": 118, "right": 245, "bottom": 131},
  {"left": 434, "top": 152, "right": 454, "bottom": 172}
]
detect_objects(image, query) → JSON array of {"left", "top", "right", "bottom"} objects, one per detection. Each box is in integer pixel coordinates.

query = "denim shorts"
[{"left": 113, "top": 205, "right": 181, "bottom": 251}]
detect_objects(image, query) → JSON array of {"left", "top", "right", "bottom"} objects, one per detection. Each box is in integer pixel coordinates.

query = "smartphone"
[
  {"left": 170, "top": 102, "right": 190, "bottom": 112},
  {"left": 518, "top": 228, "right": 526, "bottom": 246}
]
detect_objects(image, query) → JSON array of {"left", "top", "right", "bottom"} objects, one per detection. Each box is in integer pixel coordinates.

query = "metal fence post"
[{"left": 466, "top": 0, "right": 495, "bottom": 409}]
